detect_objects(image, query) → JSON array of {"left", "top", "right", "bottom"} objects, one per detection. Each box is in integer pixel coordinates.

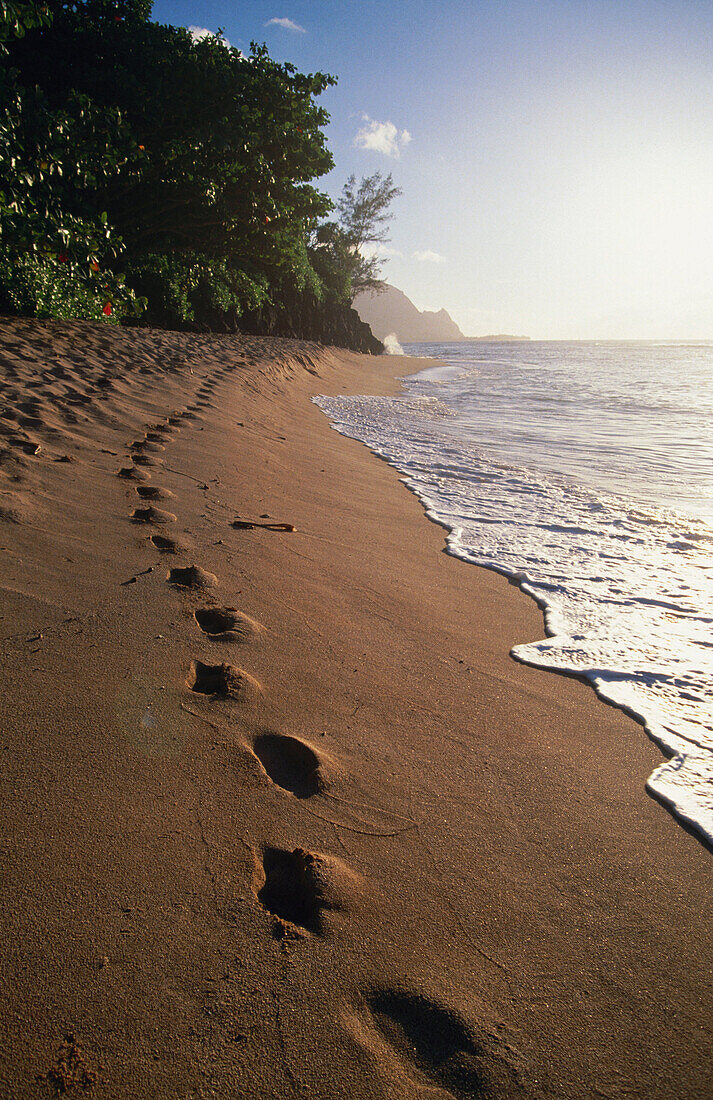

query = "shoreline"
[
  {"left": 317, "top": 351, "right": 713, "bottom": 853},
  {"left": 0, "top": 318, "right": 711, "bottom": 1098}
]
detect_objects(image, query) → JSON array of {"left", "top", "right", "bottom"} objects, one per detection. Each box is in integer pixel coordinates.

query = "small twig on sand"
[
  {"left": 232, "top": 518, "right": 296, "bottom": 532},
  {"left": 120, "top": 566, "right": 153, "bottom": 586}
]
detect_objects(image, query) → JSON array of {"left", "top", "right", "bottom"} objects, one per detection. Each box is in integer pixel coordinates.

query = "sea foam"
[{"left": 315, "top": 341, "right": 713, "bottom": 846}]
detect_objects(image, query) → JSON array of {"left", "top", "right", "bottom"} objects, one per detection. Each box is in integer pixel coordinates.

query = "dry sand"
[{"left": 0, "top": 317, "right": 711, "bottom": 1099}]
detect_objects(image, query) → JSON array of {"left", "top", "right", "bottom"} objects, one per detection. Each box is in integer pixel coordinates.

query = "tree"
[
  {"left": 4, "top": 8, "right": 337, "bottom": 323},
  {"left": 0, "top": 0, "right": 145, "bottom": 318},
  {"left": 334, "top": 171, "right": 401, "bottom": 299},
  {"left": 0, "top": 5, "right": 389, "bottom": 348},
  {"left": 0, "top": 2, "right": 52, "bottom": 47}
]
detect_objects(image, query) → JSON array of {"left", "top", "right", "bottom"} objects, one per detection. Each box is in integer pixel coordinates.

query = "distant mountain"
[
  {"left": 467, "top": 334, "right": 531, "bottom": 342},
  {"left": 353, "top": 284, "right": 529, "bottom": 343},
  {"left": 354, "top": 284, "right": 465, "bottom": 342}
]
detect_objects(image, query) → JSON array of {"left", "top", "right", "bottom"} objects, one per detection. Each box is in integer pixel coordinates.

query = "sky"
[{"left": 151, "top": 0, "right": 713, "bottom": 338}]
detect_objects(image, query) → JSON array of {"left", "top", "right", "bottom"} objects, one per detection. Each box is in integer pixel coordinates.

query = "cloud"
[
  {"left": 188, "top": 25, "right": 232, "bottom": 48},
  {"left": 354, "top": 117, "right": 411, "bottom": 158},
  {"left": 360, "top": 243, "right": 403, "bottom": 260},
  {"left": 188, "top": 25, "right": 212, "bottom": 41},
  {"left": 265, "top": 17, "right": 306, "bottom": 32},
  {"left": 413, "top": 249, "right": 446, "bottom": 264}
]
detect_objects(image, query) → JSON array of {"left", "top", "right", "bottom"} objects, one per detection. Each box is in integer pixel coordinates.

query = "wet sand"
[{"left": 0, "top": 317, "right": 711, "bottom": 1098}]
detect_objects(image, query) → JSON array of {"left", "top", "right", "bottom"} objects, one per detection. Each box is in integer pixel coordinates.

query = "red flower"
[
  {"left": 58, "top": 252, "right": 68, "bottom": 263},
  {"left": 102, "top": 302, "right": 112, "bottom": 316},
  {"left": 91, "top": 261, "right": 100, "bottom": 272}
]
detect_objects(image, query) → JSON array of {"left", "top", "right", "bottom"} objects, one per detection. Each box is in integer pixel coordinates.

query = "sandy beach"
[{"left": 0, "top": 318, "right": 711, "bottom": 1099}]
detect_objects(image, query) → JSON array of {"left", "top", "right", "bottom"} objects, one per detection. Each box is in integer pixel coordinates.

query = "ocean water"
[{"left": 315, "top": 341, "right": 713, "bottom": 847}]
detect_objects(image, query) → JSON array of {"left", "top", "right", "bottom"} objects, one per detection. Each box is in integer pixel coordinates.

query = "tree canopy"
[
  {"left": 0, "top": 1, "right": 391, "bottom": 348},
  {"left": 336, "top": 171, "right": 402, "bottom": 298}
]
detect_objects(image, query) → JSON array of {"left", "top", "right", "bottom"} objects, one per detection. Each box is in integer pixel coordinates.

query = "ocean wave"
[{"left": 315, "top": 381, "right": 713, "bottom": 848}]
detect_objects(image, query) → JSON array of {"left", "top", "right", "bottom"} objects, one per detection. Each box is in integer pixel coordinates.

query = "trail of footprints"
[
  {"left": 0, "top": 322, "right": 331, "bottom": 517},
  {"left": 118, "top": 367, "right": 352, "bottom": 946},
  {"left": 0, "top": 320, "right": 318, "bottom": 514},
  {"left": 111, "top": 358, "right": 523, "bottom": 1098},
  {"left": 1, "top": 324, "right": 519, "bottom": 1093},
  {"left": 0, "top": 320, "right": 524, "bottom": 1096},
  {"left": 0, "top": 320, "right": 222, "bottom": 523}
]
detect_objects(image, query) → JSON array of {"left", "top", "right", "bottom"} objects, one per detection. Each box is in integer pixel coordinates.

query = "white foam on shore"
[{"left": 314, "top": 389, "right": 713, "bottom": 847}]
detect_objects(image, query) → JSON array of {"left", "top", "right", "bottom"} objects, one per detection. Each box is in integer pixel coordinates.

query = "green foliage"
[
  {"left": 0, "top": 2, "right": 52, "bottom": 48},
  {"left": 336, "top": 172, "right": 401, "bottom": 250},
  {"left": 0, "top": 248, "right": 141, "bottom": 319},
  {"left": 0, "top": 84, "right": 135, "bottom": 252},
  {"left": 308, "top": 220, "right": 356, "bottom": 302},
  {"left": 0, "top": 2, "right": 391, "bottom": 349},
  {"left": 309, "top": 172, "right": 402, "bottom": 303},
  {"left": 57, "top": 1, "right": 154, "bottom": 23},
  {"left": 11, "top": 14, "right": 334, "bottom": 263},
  {"left": 0, "top": 1, "right": 139, "bottom": 313},
  {"left": 125, "top": 252, "right": 268, "bottom": 329}
]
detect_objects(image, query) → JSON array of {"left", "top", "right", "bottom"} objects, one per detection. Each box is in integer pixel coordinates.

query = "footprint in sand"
[
  {"left": 256, "top": 846, "right": 359, "bottom": 935},
  {"left": 130, "top": 505, "right": 176, "bottom": 525},
  {"left": 150, "top": 534, "right": 180, "bottom": 553},
  {"left": 18, "top": 414, "right": 44, "bottom": 431},
  {"left": 348, "top": 990, "right": 524, "bottom": 1100},
  {"left": 130, "top": 438, "right": 164, "bottom": 454},
  {"left": 64, "top": 390, "right": 92, "bottom": 407},
  {"left": 193, "top": 606, "right": 264, "bottom": 643},
  {"left": 187, "top": 659, "right": 261, "bottom": 700},
  {"left": 135, "top": 485, "right": 174, "bottom": 501},
  {"left": 9, "top": 437, "right": 41, "bottom": 456},
  {"left": 168, "top": 564, "right": 218, "bottom": 588},
  {"left": 252, "top": 733, "right": 326, "bottom": 798},
  {"left": 117, "top": 466, "right": 150, "bottom": 481}
]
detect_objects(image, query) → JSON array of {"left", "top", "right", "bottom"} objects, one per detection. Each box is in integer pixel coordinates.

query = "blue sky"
[{"left": 151, "top": 1, "right": 713, "bottom": 337}]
